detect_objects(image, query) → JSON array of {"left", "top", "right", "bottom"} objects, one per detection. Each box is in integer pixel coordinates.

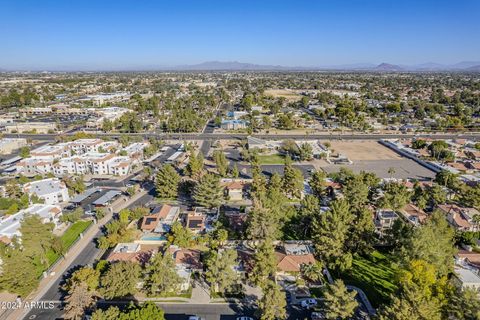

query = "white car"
[
  {"left": 189, "top": 316, "right": 203, "bottom": 320},
  {"left": 300, "top": 298, "right": 318, "bottom": 308}
]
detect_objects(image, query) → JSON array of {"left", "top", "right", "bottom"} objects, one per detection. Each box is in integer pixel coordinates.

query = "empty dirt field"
[
  {"left": 264, "top": 89, "right": 303, "bottom": 101},
  {"left": 326, "top": 140, "right": 402, "bottom": 161}
]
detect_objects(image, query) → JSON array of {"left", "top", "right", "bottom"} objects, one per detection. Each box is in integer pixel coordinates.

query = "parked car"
[
  {"left": 236, "top": 317, "right": 254, "bottom": 320},
  {"left": 85, "top": 210, "right": 94, "bottom": 216},
  {"left": 300, "top": 298, "right": 318, "bottom": 309},
  {"left": 189, "top": 316, "right": 204, "bottom": 320}
]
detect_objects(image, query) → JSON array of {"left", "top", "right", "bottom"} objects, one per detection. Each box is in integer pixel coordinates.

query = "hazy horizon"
[{"left": 1, "top": 0, "right": 479, "bottom": 70}]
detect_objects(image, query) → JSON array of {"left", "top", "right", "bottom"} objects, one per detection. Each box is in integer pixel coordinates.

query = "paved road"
[
  {"left": 21, "top": 187, "right": 155, "bottom": 320},
  {"left": 5, "top": 132, "right": 480, "bottom": 141}
]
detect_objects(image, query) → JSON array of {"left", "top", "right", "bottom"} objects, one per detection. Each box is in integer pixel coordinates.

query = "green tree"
[
  {"left": 155, "top": 164, "right": 180, "bottom": 199},
  {"left": 309, "top": 170, "right": 326, "bottom": 197},
  {"left": 205, "top": 249, "right": 238, "bottom": 293},
  {"left": 63, "top": 283, "right": 94, "bottom": 320},
  {"left": 282, "top": 156, "right": 304, "bottom": 198},
  {"left": 449, "top": 288, "right": 480, "bottom": 320},
  {"left": 19, "top": 146, "right": 30, "bottom": 158},
  {"left": 257, "top": 280, "right": 287, "bottom": 320},
  {"left": 64, "top": 266, "right": 100, "bottom": 293},
  {"left": 100, "top": 261, "right": 141, "bottom": 299},
  {"left": 300, "top": 261, "right": 324, "bottom": 283},
  {"left": 324, "top": 279, "right": 358, "bottom": 320},
  {"left": 379, "top": 182, "right": 411, "bottom": 210},
  {"left": 92, "top": 302, "right": 165, "bottom": 320},
  {"left": 0, "top": 248, "right": 39, "bottom": 296},
  {"left": 168, "top": 221, "right": 194, "bottom": 248},
  {"left": 247, "top": 199, "right": 281, "bottom": 241},
  {"left": 299, "top": 143, "right": 313, "bottom": 161},
  {"left": 185, "top": 151, "right": 204, "bottom": 180},
  {"left": 143, "top": 252, "right": 182, "bottom": 295},
  {"left": 296, "top": 194, "right": 320, "bottom": 238},
  {"left": 213, "top": 150, "right": 229, "bottom": 177},
  {"left": 193, "top": 173, "right": 223, "bottom": 208},
  {"left": 251, "top": 240, "right": 277, "bottom": 287},
  {"left": 19, "top": 214, "right": 55, "bottom": 266},
  {"left": 400, "top": 211, "right": 456, "bottom": 277},
  {"left": 343, "top": 174, "right": 370, "bottom": 208},
  {"left": 313, "top": 199, "right": 353, "bottom": 271},
  {"left": 230, "top": 163, "right": 239, "bottom": 178},
  {"left": 347, "top": 206, "right": 376, "bottom": 254},
  {"left": 379, "top": 260, "right": 445, "bottom": 320}
]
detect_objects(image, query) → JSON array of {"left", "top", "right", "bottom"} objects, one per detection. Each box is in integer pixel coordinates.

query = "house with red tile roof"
[
  {"left": 399, "top": 203, "right": 428, "bottom": 226},
  {"left": 275, "top": 243, "right": 316, "bottom": 273},
  {"left": 438, "top": 204, "right": 480, "bottom": 232},
  {"left": 140, "top": 205, "right": 180, "bottom": 234},
  {"left": 106, "top": 243, "right": 156, "bottom": 265}
]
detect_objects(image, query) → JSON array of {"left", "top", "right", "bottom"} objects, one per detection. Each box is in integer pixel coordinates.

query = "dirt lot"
[
  {"left": 326, "top": 140, "right": 401, "bottom": 161},
  {"left": 264, "top": 89, "right": 304, "bottom": 101}
]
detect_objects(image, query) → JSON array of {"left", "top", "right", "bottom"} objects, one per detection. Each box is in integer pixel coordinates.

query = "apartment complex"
[{"left": 17, "top": 138, "right": 142, "bottom": 176}]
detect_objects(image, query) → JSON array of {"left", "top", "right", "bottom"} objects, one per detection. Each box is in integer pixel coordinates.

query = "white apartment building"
[
  {"left": 0, "top": 204, "right": 63, "bottom": 240},
  {"left": 121, "top": 142, "right": 148, "bottom": 159},
  {"left": 23, "top": 178, "right": 70, "bottom": 205},
  {"left": 30, "top": 144, "right": 70, "bottom": 159},
  {"left": 17, "top": 157, "right": 55, "bottom": 175},
  {"left": 53, "top": 153, "right": 132, "bottom": 176}
]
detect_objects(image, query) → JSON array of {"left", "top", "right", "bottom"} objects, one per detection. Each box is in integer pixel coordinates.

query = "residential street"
[{"left": 9, "top": 188, "right": 154, "bottom": 320}]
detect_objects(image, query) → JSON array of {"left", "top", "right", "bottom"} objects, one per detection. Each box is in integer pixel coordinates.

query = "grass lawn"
[
  {"left": 339, "top": 250, "right": 398, "bottom": 308},
  {"left": 46, "top": 220, "right": 93, "bottom": 265},
  {"left": 257, "top": 154, "right": 285, "bottom": 165}
]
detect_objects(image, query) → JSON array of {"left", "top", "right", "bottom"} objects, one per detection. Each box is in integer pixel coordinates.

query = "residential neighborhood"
[{"left": 0, "top": 1, "right": 480, "bottom": 320}]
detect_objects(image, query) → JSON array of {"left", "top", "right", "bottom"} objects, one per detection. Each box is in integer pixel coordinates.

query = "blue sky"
[{"left": 1, "top": 0, "right": 479, "bottom": 69}]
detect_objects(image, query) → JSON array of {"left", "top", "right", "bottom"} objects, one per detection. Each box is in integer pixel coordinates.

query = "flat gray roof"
[
  {"left": 70, "top": 187, "right": 102, "bottom": 203},
  {"left": 92, "top": 190, "right": 122, "bottom": 206}
]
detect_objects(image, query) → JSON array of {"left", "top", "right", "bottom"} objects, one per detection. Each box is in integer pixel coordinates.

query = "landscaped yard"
[
  {"left": 257, "top": 154, "right": 285, "bottom": 165},
  {"left": 339, "top": 250, "right": 398, "bottom": 307},
  {"left": 46, "top": 220, "right": 93, "bottom": 265}
]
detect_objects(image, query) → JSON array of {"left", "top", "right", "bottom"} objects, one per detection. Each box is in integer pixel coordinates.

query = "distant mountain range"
[
  {"left": 168, "top": 60, "right": 480, "bottom": 72},
  {"left": 1, "top": 60, "right": 480, "bottom": 72}
]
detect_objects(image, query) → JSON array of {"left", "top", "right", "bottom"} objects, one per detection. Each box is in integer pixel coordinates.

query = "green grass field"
[
  {"left": 340, "top": 250, "right": 398, "bottom": 307},
  {"left": 46, "top": 220, "right": 93, "bottom": 265},
  {"left": 257, "top": 154, "right": 285, "bottom": 165}
]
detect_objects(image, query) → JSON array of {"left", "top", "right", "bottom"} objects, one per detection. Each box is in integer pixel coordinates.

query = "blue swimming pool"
[{"left": 140, "top": 235, "right": 167, "bottom": 241}]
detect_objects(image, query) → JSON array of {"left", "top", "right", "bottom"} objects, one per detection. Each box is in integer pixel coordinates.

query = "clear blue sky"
[{"left": 1, "top": 0, "right": 479, "bottom": 69}]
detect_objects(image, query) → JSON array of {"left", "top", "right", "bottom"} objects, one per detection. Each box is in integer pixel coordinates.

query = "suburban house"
[
  {"left": 453, "top": 266, "right": 480, "bottom": 291},
  {"left": 168, "top": 245, "right": 203, "bottom": 291},
  {"left": 0, "top": 204, "right": 62, "bottom": 241},
  {"left": 223, "top": 205, "right": 249, "bottom": 232},
  {"left": 399, "top": 203, "right": 427, "bottom": 226},
  {"left": 275, "top": 243, "right": 316, "bottom": 274},
  {"left": 221, "top": 179, "right": 250, "bottom": 201},
  {"left": 456, "top": 250, "right": 480, "bottom": 270},
  {"left": 22, "top": 178, "right": 70, "bottom": 205},
  {"left": 106, "top": 242, "right": 155, "bottom": 266},
  {"left": 437, "top": 204, "right": 480, "bottom": 232},
  {"left": 185, "top": 211, "right": 207, "bottom": 234},
  {"left": 375, "top": 209, "right": 399, "bottom": 235},
  {"left": 140, "top": 205, "right": 180, "bottom": 234}
]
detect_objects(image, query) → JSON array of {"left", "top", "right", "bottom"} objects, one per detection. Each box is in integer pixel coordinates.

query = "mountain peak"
[{"left": 374, "top": 63, "right": 404, "bottom": 71}]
